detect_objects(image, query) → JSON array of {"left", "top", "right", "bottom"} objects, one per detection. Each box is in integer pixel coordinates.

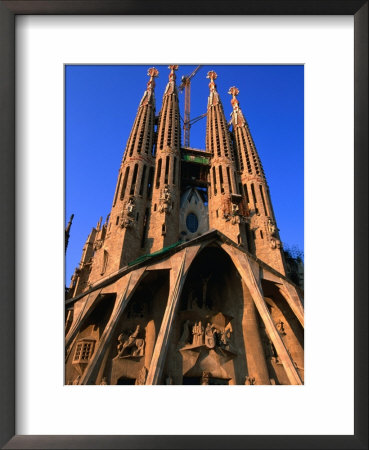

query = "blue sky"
[{"left": 65, "top": 65, "right": 304, "bottom": 282}]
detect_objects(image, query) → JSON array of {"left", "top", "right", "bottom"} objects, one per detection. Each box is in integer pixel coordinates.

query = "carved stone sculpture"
[
  {"left": 116, "top": 325, "right": 145, "bottom": 358},
  {"left": 120, "top": 196, "right": 136, "bottom": 228},
  {"left": 276, "top": 320, "right": 286, "bottom": 335},
  {"left": 159, "top": 185, "right": 173, "bottom": 214},
  {"left": 204, "top": 323, "right": 216, "bottom": 349},
  {"left": 192, "top": 321, "right": 204, "bottom": 346},
  {"left": 267, "top": 218, "right": 276, "bottom": 236}
]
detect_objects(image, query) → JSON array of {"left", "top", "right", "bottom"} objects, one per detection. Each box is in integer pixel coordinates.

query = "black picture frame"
[{"left": 0, "top": 1, "right": 367, "bottom": 449}]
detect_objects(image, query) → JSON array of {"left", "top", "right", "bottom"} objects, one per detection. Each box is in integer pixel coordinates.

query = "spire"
[
  {"left": 164, "top": 64, "right": 179, "bottom": 95},
  {"left": 207, "top": 70, "right": 220, "bottom": 107},
  {"left": 65, "top": 214, "right": 74, "bottom": 252},
  {"left": 228, "top": 86, "right": 265, "bottom": 180},
  {"left": 229, "top": 87, "right": 285, "bottom": 274},
  {"left": 139, "top": 67, "right": 159, "bottom": 106},
  {"left": 123, "top": 67, "right": 159, "bottom": 161},
  {"left": 205, "top": 71, "right": 234, "bottom": 162},
  {"left": 228, "top": 86, "right": 246, "bottom": 126},
  {"left": 146, "top": 65, "right": 181, "bottom": 253}
]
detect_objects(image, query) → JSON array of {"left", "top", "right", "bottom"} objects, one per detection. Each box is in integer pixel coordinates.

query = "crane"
[{"left": 179, "top": 65, "right": 202, "bottom": 147}]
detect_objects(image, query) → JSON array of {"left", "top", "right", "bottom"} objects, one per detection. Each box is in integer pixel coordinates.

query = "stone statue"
[
  {"left": 219, "top": 322, "right": 233, "bottom": 347},
  {"left": 120, "top": 197, "right": 136, "bottom": 228},
  {"left": 126, "top": 196, "right": 135, "bottom": 216},
  {"left": 267, "top": 218, "right": 276, "bottom": 236},
  {"left": 159, "top": 185, "right": 173, "bottom": 214},
  {"left": 117, "top": 325, "right": 145, "bottom": 358},
  {"left": 204, "top": 323, "right": 217, "bottom": 349},
  {"left": 192, "top": 321, "right": 204, "bottom": 346}
]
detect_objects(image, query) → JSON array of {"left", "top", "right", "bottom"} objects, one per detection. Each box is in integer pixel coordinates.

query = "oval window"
[{"left": 186, "top": 213, "right": 198, "bottom": 233}]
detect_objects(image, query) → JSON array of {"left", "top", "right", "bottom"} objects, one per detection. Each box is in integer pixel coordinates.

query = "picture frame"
[{"left": 0, "top": 1, "right": 367, "bottom": 449}]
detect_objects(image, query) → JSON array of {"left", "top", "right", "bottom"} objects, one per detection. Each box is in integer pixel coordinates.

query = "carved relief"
[
  {"left": 93, "top": 239, "right": 103, "bottom": 251},
  {"left": 270, "top": 238, "right": 281, "bottom": 249},
  {"left": 159, "top": 185, "right": 174, "bottom": 214},
  {"left": 267, "top": 218, "right": 277, "bottom": 236},
  {"left": 116, "top": 325, "right": 145, "bottom": 358},
  {"left": 223, "top": 197, "right": 248, "bottom": 225},
  {"left": 120, "top": 196, "right": 136, "bottom": 228},
  {"left": 276, "top": 320, "right": 286, "bottom": 336},
  {"left": 192, "top": 321, "right": 204, "bottom": 347},
  {"left": 179, "top": 315, "right": 234, "bottom": 353},
  {"left": 204, "top": 323, "right": 217, "bottom": 349}
]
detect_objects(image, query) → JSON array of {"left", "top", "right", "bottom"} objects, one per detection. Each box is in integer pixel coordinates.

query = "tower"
[
  {"left": 229, "top": 86, "right": 286, "bottom": 274},
  {"left": 205, "top": 71, "right": 248, "bottom": 247},
  {"left": 73, "top": 68, "right": 159, "bottom": 294},
  {"left": 145, "top": 65, "right": 182, "bottom": 253}
]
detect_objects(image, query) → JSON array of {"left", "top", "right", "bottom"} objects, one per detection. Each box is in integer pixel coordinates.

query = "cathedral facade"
[{"left": 65, "top": 66, "right": 304, "bottom": 385}]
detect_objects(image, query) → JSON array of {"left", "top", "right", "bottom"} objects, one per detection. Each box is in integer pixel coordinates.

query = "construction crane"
[{"left": 179, "top": 65, "right": 202, "bottom": 147}]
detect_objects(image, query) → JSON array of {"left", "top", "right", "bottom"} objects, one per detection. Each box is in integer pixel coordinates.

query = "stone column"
[
  {"left": 279, "top": 279, "right": 304, "bottom": 327},
  {"left": 223, "top": 245, "right": 303, "bottom": 385},
  {"left": 145, "top": 245, "right": 200, "bottom": 385}
]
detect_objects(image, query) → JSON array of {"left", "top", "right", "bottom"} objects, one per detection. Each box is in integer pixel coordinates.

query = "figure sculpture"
[{"left": 117, "top": 325, "right": 145, "bottom": 358}]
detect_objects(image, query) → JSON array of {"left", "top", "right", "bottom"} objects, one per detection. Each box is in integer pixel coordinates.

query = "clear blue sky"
[{"left": 65, "top": 65, "right": 304, "bottom": 283}]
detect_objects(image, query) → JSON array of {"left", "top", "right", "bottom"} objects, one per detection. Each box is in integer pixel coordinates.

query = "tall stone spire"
[
  {"left": 146, "top": 65, "right": 182, "bottom": 253},
  {"left": 72, "top": 68, "right": 159, "bottom": 293},
  {"left": 206, "top": 72, "right": 248, "bottom": 247},
  {"left": 229, "top": 87, "right": 285, "bottom": 274}
]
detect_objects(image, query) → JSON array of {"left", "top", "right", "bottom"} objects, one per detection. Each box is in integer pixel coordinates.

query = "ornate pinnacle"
[
  {"left": 228, "top": 86, "right": 239, "bottom": 98},
  {"left": 206, "top": 70, "right": 218, "bottom": 91},
  {"left": 146, "top": 67, "right": 159, "bottom": 90},
  {"left": 228, "top": 86, "right": 240, "bottom": 109},
  {"left": 228, "top": 86, "right": 245, "bottom": 126},
  {"left": 168, "top": 65, "right": 179, "bottom": 82}
]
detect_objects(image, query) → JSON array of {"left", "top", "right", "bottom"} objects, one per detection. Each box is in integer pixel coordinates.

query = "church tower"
[
  {"left": 80, "top": 68, "right": 159, "bottom": 289},
  {"left": 146, "top": 65, "right": 181, "bottom": 252},
  {"left": 229, "top": 86, "right": 286, "bottom": 274},
  {"left": 206, "top": 71, "right": 248, "bottom": 247}
]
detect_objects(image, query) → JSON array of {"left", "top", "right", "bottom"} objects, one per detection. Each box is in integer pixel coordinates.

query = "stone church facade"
[{"left": 65, "top": 66, "right": 304, "bottom": 385}]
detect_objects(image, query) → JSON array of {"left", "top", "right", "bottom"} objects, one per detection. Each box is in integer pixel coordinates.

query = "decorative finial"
[
  {"left": 228, "top": 86, "right": 239, "bottom": 98},
  {"left": 146, "top": 67, "right": 159, "bottom": 90},
  {"left": 206, "top": 70, "right": 218, "bottom": 91},
  {"left": 168, "top": 65, "right": 179, "bottom": 82},
  {"left": 228, "top": 86, "right": 240, "bottom": 109},
  {"left": 228, "top": 86, "right": 245, "bottom": 126}
]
